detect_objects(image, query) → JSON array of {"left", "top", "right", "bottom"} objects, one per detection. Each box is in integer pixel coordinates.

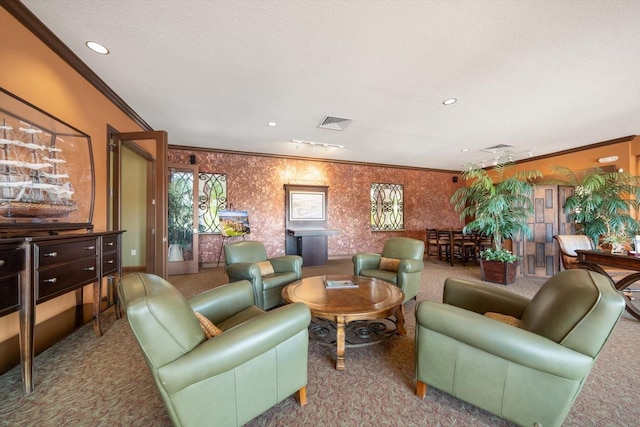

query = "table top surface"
[
  {"left": 282, "top": 275, "right": 404, "bottom": 318},
  {"left": 575, "top": 249, "right": 640, "bottom": 271}
]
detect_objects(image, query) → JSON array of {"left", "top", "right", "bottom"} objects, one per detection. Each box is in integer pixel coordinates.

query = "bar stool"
[
  {"left": 438, "top": 228, "right": 453, "bottom": 266},
  {"left": 426, "top": 228, "right": 440, "bottom": 262},
  {"left": 452, "top": 229, "right": 476, "bottom": 266}
]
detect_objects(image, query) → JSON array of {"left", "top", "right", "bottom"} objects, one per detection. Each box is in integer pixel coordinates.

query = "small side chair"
[
  {"left": 554, "top": 234, "right": 595, "bottom": 270},
  {"left": 224, "top": 240, "right": 302, "bottom": 310},
  {"left": 352, "top": 237, "right": 425, "bottom": 302}
]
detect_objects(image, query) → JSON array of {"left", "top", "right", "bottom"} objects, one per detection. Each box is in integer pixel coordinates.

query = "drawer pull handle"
[
  {"left": 44, "top": 278, "right": 57, "bottom": 283},
  {"left": 0, "top": 260, "right": 4, "bottom": 267},
  {"left": 85, "top": 245, "right": 96, "bottom": 250},
  {"left": 44, "top": 252, "right": 58, "bottom": 257},
  {"left": 106, "top": 260, "right": 115, "bottom": 264},
  {"left": 106, "top": 242, "right": 114, "bottom": 246},
  {"left": 85, "top": 266, "right": 96, "bottom": 271}
]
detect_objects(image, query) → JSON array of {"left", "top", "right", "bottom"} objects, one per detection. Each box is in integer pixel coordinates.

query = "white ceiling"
[{"left": 20, "top": 0, "right": 640, "bottom": 171}]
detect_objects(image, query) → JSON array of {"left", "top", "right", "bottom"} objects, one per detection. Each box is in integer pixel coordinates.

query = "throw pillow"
[
  {"left": 194, "top": 311, "right": 223, "bottom": 339},
  {"left": 256, "top": 260, "right": 275, "bottom": 276},
  {"left": 379, "top": 257, "right": 401, "bottom": 272},
  {"left": 484, "top": 312, "right": 523, "bottom": 328}
]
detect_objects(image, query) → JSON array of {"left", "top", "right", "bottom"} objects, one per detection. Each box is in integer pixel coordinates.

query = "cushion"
[
  {"left": 379, "top": 257, "right": 401, "bottom": 272},
  {"left": 485, "top": 311, "right": 523, "bottom": 328},
  {"left": 256, "top": 261, "right": 275, "bottom": 276},
  {"left": 194, "top": 311, "right": 223, "bottom": 339}
]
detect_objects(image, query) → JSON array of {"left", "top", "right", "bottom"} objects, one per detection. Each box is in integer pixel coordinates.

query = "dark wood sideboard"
[{"left": 0, "top": 230, "right": 124, "bottom": 394}]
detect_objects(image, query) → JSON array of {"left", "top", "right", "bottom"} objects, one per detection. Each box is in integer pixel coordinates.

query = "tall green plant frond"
[
  {"left": 553, "top": 166, "right": 640, "bottom": 246},
  {"left": 451, "top": 160, "right": 541, "bottom": 253}
]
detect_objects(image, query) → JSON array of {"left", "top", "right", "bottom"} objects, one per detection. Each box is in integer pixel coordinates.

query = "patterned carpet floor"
[{"left": 0, "top": 259, "right": 639, "bottom": 426}]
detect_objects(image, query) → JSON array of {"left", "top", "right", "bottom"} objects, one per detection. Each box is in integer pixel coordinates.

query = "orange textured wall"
[
  {"left": 0, "top": 9, "right": 147, "bottom": 231},
  {"left": 169, "top": 149, "right": 465, "bottom": 262},
  {"left": 0, "top": 9, "right": 145, "bottom": 339},
  {"left": 511, "top": 136, "right": 640, "bottom": 177}
]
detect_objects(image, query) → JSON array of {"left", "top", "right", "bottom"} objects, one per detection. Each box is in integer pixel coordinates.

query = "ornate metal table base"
[
  {"left": 576, "top": 250, "right": 640, "bottom": 320},
  {"left": 309, "top": 316, "right": 400, "bottom": 348}
]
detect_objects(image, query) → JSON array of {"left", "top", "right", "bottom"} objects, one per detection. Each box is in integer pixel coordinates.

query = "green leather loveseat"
[
  {"left": 118, "top": 273, "right": 311, "bottom": 427},
  {"left": 415, "top": 269, "right": 625, "bottom": 427}
]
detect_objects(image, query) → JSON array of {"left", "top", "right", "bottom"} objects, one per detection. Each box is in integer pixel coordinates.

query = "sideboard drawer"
[
  {"left": 102, "top": 235, "right": 119, "bottom": 251},
  {"left": 37, "top": 257, "right": 99, "bottom": 302},
  {"left": 102, "top": 251, "right": 119, "bottom": 275},
  {"left": 37, "top": 238, "right": 98, "bottom": 267},
  {"left": 0, "top": 246, "right": 23, "bottom": 278},
  {"left": 0, "top": 275, "right": 20, "bottom": 316}
]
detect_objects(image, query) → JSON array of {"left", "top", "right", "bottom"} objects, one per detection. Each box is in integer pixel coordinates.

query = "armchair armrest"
[
  {"left": 353, "top": 253, "right": 381, "bottom": 275},
  {"left": 398, "top": 259, "right": 424, "bottom": 274},
  {"left": 416, "top": 301, "right": 593, "bottom": 380},
  {"left": 158, "top": 302, "right": 311, "bottom": 394},
  {"left": 443, "top": 277, "right": 530, "bottom": 317},
  {"left": 225, "top": 263, "right": 261, "bottom": 281},
  {"left": 188, "top": 280, "right": 255, "bottom": 324},
  {"left": 269, "top": 255, "right": 302, "bottom": 275}
]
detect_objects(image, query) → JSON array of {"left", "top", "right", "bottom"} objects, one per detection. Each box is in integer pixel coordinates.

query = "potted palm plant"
[
  {"left": 550, "top": 166, "right": 640, "bottom": 251},
  {"left": 450, "top": 158, "right": 542, "bottom": 284}
]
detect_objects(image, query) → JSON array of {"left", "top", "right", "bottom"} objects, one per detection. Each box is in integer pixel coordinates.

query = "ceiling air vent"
[
  {"left": 318, "top": 116, "right": 352, "bottom": 131},
  {"left": 480, "top": 144, "right": 514, "bottom": 154}
]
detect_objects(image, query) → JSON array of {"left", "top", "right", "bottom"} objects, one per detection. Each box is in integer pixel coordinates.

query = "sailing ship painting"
[{"left": 0, "top": 120, "right": 77, "bottom": 219}]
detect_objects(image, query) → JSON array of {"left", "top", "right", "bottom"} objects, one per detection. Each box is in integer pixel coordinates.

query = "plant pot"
[
  {"left": 480, "top": 259, "right": 518, "bottom": 285},
  {"left": 611, "top": 243, "right": 625, "bottom": 254},
  {"left": 168, "top": 244, "right": 184, "bottom": 261}
]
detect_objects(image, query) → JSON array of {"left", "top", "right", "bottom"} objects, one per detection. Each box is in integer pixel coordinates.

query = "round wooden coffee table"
[{"left": 282, "top": 275, "right": 406, "bottom": 370}]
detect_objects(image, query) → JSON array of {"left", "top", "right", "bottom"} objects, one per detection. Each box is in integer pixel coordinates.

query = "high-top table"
[
  {"left": 282, "top": 275, "right": 405, "bottom": 370},
  {"left": 575, "top": 249, "right": 640, "bottom": 320}
]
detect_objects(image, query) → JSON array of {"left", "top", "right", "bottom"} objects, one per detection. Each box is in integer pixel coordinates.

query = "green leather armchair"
[
  {"left": 118, "top": 273, "right": 311, "bottom": 427},
  {"left": 224, "top": 240, "right": 303, "bottom": 310},
  {"left": 415, "top": 269, "right": 625, "bottom": 427},
  {"left": 352, "top": 237, "right": 425, "bottom": 302}
]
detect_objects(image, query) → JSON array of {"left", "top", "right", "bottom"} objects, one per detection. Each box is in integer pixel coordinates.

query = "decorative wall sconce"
[{"left": 291, "top": 139, "right": 344, "bottom": 152}]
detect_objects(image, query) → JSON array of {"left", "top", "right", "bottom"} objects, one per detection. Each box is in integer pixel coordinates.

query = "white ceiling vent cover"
[
  {"left": 480, "top": 144, "right": 514, "bottom": 154},
  {"left": 318, "top": 116, "right": 352, "bottom": 131}
]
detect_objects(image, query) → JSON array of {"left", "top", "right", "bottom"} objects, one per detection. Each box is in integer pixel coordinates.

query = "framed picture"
[
  {"left": 218, "top": 210, "right": 250, "bottom": 237},
  {"left": 289, "top": 191, "right": 325, "bottom": 221}
]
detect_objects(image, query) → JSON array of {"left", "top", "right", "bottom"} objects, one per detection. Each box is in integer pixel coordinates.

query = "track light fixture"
[{"left": 291, "top": 139, "right": 344, "bottom": 151}]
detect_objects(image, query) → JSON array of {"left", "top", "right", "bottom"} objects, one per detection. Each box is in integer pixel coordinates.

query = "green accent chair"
[
  {"left": 352, "top": 237, "right": 425, "bottom": 302},
  {"left": 224, "top": 240, "right": 303, "bottom": 310},
  {"left": 118, "top": 273, "right": 311, "bottom": 427},
  {"left": 415, "top": 269, "right": 625, "bottom": 427}
]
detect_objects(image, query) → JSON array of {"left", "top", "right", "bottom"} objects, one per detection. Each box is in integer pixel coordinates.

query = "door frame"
[{"left": 110, "top": 130, "right": 168, "bottom": 279}]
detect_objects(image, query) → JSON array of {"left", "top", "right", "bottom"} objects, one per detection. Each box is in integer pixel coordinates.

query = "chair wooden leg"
[
  {"left": 296, "top": 386, "right": 307, "bottom": 406},
  {"left": 416, "top": 380, "right": 428, "bottom": 399}
]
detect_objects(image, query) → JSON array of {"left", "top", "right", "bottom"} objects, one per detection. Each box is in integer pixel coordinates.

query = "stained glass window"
[
  {"left": 370, "top": 183, "right": 404, "bottom": 231},
  {"left": 198, "top": 173, "right": 227, "bottom": 233}
]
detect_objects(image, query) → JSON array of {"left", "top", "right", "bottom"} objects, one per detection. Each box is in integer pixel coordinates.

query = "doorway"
[{"left": 108, "top": 129, "right": 168, "bottom": 278}]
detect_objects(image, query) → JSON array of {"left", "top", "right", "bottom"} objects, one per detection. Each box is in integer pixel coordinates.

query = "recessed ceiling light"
[
  {"left": 86, "top": 41, "right": 109, "bottom": 55},
  {"left": 267, "top": 122, "right": 277, "bottom": 127},
  {"left": 461, "top": 148, "right": 470, "bottom": 152},
  {"left": 443, "top": 98, "right": 457, "bottom": 105}
]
